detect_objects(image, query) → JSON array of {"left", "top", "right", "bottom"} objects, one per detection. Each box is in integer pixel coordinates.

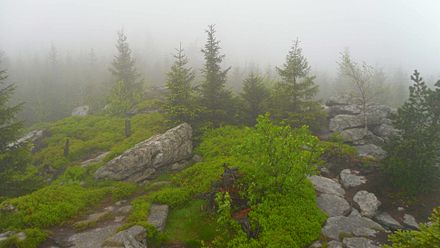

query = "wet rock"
[
  {"left": 317, "top": 193, "right": 351, "bottom": 217},
  {"left": 343, "top": 237, "right": 379, "bottom": 248},
  {"left": 355, "top": 144, "right": 386, "bottom": 160},
  {"left": 104, "top": 225, "right": 146, "bottom": 248},
  {"left": 353, "top": 191, "right": 381, "bottom": 217},
  {"left": 321, "top": 216, "right": 385, "bottom": 240},
  {"left": 308, "top": 176, "right": 345, "bottom": 197},
  {"left": 147, "top": 204, "right": 169, "bottom": 231},
  {"left": 95, "top": 123, "right": 192, "bottom": 182},
  {"left": 375, "top": 212, "right": 403, "bottom": 230},
  {"left": 372, "top": 123, "right": 400, "bottom": 141},
  {"left": 72, "top": 105, "right": 89, "bottom": 116},
  {"left": 340, "top": 169, "right": 367, "bottom": 188},
  {"left": 68, "top": 224, "right": 120, "bottom": 248},
  {"left": 403, "top": 214, "right": 419, "bottom": 230}
]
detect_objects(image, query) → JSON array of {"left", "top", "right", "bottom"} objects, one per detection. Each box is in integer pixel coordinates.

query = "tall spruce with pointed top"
[
  {"left": 270, "top": 39, "right": 324, "bottom": 130},
  {"left": 107, "top": 30, "right": 142, "bottom": 115},
  {"left": 0, "top": 55, "right": 22, "bottom": 152},
  {"left": 163, "top": 44, "right": 198, "bottom": 125},
  {"left": 199, "top": 25, "right": 234, "bottom": 127},
  {"left": 240, "top": 73, "right": 269, "bottom": 125},
  {"left": 383, "top": 70, "right": 440, "bottom": 194}
]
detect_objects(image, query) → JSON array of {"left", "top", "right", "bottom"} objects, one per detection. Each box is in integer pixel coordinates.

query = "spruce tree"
[
  {"left": 270, "top": 39, "right": 324, "bottom": 130},
  {"left": 163, "top": 44, "right": 198, "bottom": 125},
  {"left": 107, "top": 30, "right": 142, "bottom": 115},
  {"left": 0, "top": 55, "right": 22, "bottom": 152},
  {"left": 199, "top": 25, "right": 233, "bottom": 127},
  {"left": 240, "top": 73, "right": 269, "bottom": 125},
  {"left": 383, "top": 70, "right": 440, "bottom": 194}
]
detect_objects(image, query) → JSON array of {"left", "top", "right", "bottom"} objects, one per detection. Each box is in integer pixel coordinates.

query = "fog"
[{"left": 1, "top": 0, "right": 440, "bottom": 74}]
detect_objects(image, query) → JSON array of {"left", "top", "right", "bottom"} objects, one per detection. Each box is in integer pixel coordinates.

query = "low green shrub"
[{"left": 0, "top": 228, "right": 47, "bottom": 248}]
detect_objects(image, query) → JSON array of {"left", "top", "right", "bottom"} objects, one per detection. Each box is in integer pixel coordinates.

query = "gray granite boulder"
[
  {"left": 95, "top": 123, "right": 192, "bottom": 182},
  {"left": 343, "top": 237, "right": 379, "bottom": 248},
  {"left": 322, "top": 216, "right": 385, "bottom": 240},
  {"left": 355, "top": 144, "right": 386, "bottom": 160},
  {"left": 353, "top": 191, "right": 381, "bottom": 218},
  {"left": 375, "top": 212, "right": 402, "bottom": 230},
  {"left": 68, "top": 224, "right": 120, "bottom": 248},
  {"left": 329, "top": 114, "right": 364, "bottom": 132},
  {"left": 104, "top": 225, "right": 146, "bottom": 248},
  {"left": 403, "top": 214, "right": 419, "bottom": 230},
  {"left": 317, "top": 194, "right": 351, "bottom": 217},
  {"left": 72, "top": 105, "right": 89, "bottom": 116},
  {"left": 340, "top": 169, "right": 367, "bottom": 188},
  {"left": 308, "top": 176, "right": 345, "bottom": 197}
]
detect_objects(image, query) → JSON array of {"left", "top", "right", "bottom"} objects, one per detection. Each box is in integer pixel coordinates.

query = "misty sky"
[{"left": 1, "top": 0, "right": 439, "bottom": 75}]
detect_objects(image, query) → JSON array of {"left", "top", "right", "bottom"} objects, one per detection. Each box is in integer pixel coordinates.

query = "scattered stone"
[
  {"left": 16, "top": 232, "right": 26, "bottom": 241},
  {"left": 308, "top": 176, "right": 345, "bottom": 197},
  {"left": 329, "top": 114, "right": 364, "bottom": 132},
  {"left": 147, "top": 204, "right": 169, "bottom": 231},
  {"left": 117, "top": 205, "right": 132, "bottom": 214},
  {"left": 68, "top": 224, "right": 120, "bottom": 248},
  {"left": 81, "top": 151, "right": 110, "bottom": 167},
  {"left": 104, "top": 225, "right": 146, "bottom": 248},
  {"left": 327, "top": 240, "right": 344, "bottom": 248},
  {"left": 104, "top": 206, "right": 115, "bottom": 212},
  {"left": 397, "top": 207, "right": 405, "bottom": 211},
  {"left": 375, "top": 212, "right": 403, "bottom": 230},
  {"left": 321, "top": 216, "right": 385, "bottom": 240},
  {"left": 317, "top": 193, "right": 351, "bottom": 217},
  {"left": 343, "top": 237, "right": 379, "bottom": 248},
  {"left": 339, "top": 169, "right": 367, "bottom": 188},
  {"left": 95, "top": 123, "right": 193, "bottom": 182},
  {"left": 0, "top": 231, "right": 13, "bottom": 242},
  {"left": 319, "top": 166, "right": 330, "bottom": 176},
  {"left": 72, "top": 105, "right": 90, "bottom": 116},
  {"left": 355, "top": 144, "right": 386, "bottom": 160},
  {"left": 353, "top": 191, "right": 381, "bottom": 217},
  {"left": 403, "top": 214, "right": 419, "bottom": 229}
]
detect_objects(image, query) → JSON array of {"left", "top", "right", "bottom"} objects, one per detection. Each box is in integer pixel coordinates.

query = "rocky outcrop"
[
  {"left": 147, "top": 204, "right": 169, "bottom": 231},
  {"left": 353, "top": 190, "right": 381, "bottom": 218},
  {"left": 95, "top": 123, "right": 192, "bottom": 182},
  {"left": 72, "top": 105, "right": 90, "bottom": 116},
  {"left": 326, "top": 95, "right": 397, "bottom": 159},
  {"left": 403, "top": 214, "right": 419, "bottom": 229},
  {"left": 68, "top": 224, "right": 121, "bottom": 248}
]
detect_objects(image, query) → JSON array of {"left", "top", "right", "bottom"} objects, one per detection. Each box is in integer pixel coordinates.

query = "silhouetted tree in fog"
[{"left": 240, "top": 73, "right": 269, "bottom": 125}]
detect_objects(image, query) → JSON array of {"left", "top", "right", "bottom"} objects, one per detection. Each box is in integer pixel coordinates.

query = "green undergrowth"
[
  {"left": 32, "top": 112, "right": 164, "bottom": 170},
  {"left": 0, "top": 228, "right": 47, "bottom": 248}
]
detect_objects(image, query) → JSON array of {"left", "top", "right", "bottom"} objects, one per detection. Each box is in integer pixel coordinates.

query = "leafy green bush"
[
  {"left": 148, "top": 187, "right": 192, "bottom": 208},
  {"left": 385, "top": 207, "right": 440, "bottom": 248}
]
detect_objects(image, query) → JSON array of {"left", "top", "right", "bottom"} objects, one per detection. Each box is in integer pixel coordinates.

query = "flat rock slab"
[
  {"left": 322, "top": 216, "right": 385, "bottom": 241},
  {"left": 343, "top": 237, "right": 379, "bottom": 248},
  {"left": 147, "top": 204, "right": 169, "bottom": 231},
  {"left": 68, "top": 224, "right": 120, "bottom": 248},
  {"left": 375, "top": 212, "right": 402, "bottom": 230},
  {"left": 74, "top": 211, "right": 111, "bottom": 228},
  {"left": 340, "top": 169, "right": 367, "bottom": 188},
  {"left": 317, "top": 194, "right": 351, "bottom": 217},
  {"left": 327, "top": 241, "right": 344, "bottom": 248},
  {"left": 104, "top": 225, "right": 146, "bottom": 248},
  {"left": 355, "top": 144, "right": 386, "bottom": 160},
  {"left": 353, "top": 190, "right": 381, "bottom": 218},
  {"left": 308, "top": 176, "right": 345, "bottom": 197}
]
